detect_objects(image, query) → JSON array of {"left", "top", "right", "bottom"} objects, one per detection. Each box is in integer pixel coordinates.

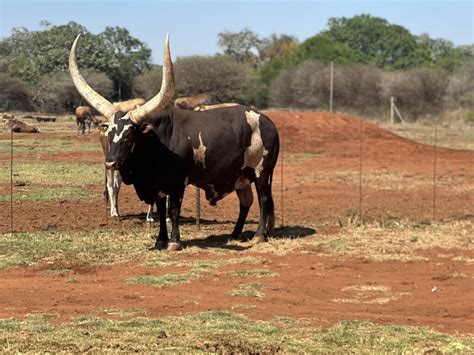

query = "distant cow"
[
  {"left": 75, "top": 106, "right": 95, "bottom": 135},
  {"left": 193, "top": 103, "right": 241, "bottom": 111},
  {"left": 174, "top": 93, "right": 220, "bottom": 110},
  {"left": 113, "top": 98, "right": 145, "bottom": 113},
  {"left": 98, "top": 122, "right": 156, "bottom": 222},
  {"left": 3, "top": 116, "right": 39, "bottom": 133}
]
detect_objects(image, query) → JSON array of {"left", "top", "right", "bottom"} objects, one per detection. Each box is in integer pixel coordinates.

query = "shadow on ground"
[{"left": 183, "top": 224, "right": 316, "bottom": 251}]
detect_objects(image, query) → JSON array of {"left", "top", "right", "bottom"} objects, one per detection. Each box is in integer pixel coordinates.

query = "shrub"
[
  {"left": 0, "top": 74, "right": 33, "bottom": 111},
  {"left": 35, "top": 70, "right": 112, "bottom": 113},
  {"left": 381, "top": 68, "right": 448, "bottom": 120}
]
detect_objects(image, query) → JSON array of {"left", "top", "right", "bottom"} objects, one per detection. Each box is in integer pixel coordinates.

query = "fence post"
[
  {"left": 10, "top": 127, "right": 13, "bottom": 234},
  {"left": 329, "top": 61, "right": 334, "bottom": 113},
  {"left": 390, "top": 96, "right": 395, "bottom": 125},
  {"left": 195, "top": 186, "right": 200, "bottom": 230},
  {"left": 280, "top": 123, "right": 284, "bottom": 227}
]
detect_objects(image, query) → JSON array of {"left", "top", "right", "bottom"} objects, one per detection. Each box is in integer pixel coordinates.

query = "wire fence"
[{"left": 1, "top": 113, "right": 473, "bottom": 235}]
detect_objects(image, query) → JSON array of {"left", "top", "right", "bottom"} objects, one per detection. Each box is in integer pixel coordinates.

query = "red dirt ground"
[{"left": 1, "top": 111, "right": 473, "bottom": 334}]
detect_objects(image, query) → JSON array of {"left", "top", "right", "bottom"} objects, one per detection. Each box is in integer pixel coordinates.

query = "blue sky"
[{"left": 1, "top": 0, "right": 472, "bottom": 63}]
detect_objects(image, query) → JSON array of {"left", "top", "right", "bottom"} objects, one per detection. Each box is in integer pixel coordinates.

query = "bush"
[
  {"left": 134, "top": 55, "right": 254, "bottom": 105},
  {"left": 0, "top": 74, "right": 33, "bottom": 111},
  {"left": 35, "top": 70, "right": 113, "bottom": 113},
  {"left": 334, "top": 64, "right": 382, "bottom": 115},
  {"left": 446, "top": 60, "right": 474, "bottom": 109},
  {"left": 381, "top": 68, "right": 449, "bottom": 120}
]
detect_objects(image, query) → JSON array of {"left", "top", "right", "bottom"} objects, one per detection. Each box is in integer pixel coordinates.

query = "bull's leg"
[
  {"left": 154, "top": 198, "right": 168, "bottom": 250},
  {"left": 107, "top": 169, "right": 121, "bottom": 220},
  {"left": 254, "top": 173, "right": 275, "bottom": 243},
  {"left": 230, "top": 186, "right": 253, "bottom": 240},
  {"left": 167, "top": 194, "right": 183, "bottom": 251}
]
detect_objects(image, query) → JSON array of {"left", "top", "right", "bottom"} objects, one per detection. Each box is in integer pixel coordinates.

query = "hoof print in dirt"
[{"left": 167, "top": 242, "right": 182, "bottom": 251}]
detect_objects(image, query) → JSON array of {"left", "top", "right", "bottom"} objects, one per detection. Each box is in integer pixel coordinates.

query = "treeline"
[{"left": 0, "top": 15, "right": 473, "bottom": 119}]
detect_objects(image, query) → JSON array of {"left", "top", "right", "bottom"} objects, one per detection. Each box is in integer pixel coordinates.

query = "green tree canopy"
[
  {"left": 325, "top": 14, "right": 429, "bottom": 69},
  {"left": 0, "top": 22, "right": 151, "bottom": 101}
]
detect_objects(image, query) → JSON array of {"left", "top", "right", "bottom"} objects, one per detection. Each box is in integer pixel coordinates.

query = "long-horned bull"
[
  {"left": 174, "top": 93, "right": 220, "bottom": 110},
  {"left": 113, "top": 98, "right": 146, "bottom": 113},
  {"left": 75, "top": 105, "right": 96, "bottom": 135},
  {"left": 4, "top": 116, "right": 40, "bottom": 133},
  {"left": 69, "top": 33, "right": 279, "bottom": 252},
  {"left": 97, "top": 121, "right": 156, "bottom": 222}
]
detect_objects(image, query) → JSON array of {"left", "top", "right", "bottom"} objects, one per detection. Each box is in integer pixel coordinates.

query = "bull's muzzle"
[{"left": 105, "top": 161, "right": 116, "bottom": 169}]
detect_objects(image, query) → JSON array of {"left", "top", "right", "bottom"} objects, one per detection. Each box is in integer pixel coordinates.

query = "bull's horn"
[
  {"left": 130, "top": 33, "right": 175, "bottom": 124},
  {"left": 69, "top": 34, "right": 116, "bottom": 120}
]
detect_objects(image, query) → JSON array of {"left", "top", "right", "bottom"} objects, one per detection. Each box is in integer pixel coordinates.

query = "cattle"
[
  {"left": 69, "top": 33, "right": 279, "bottom": 251},
  {"left": 75, "top": 106, "right": 95, "bottom": 135},
  {"left": 113, "top": 98, "right": 146, "bottom": 113},
  {"left": 174, "top": 93, "right": 220, "bottom": 110},
  {"left": 4, "top": 116, "right": 40, "bottom": 133},
  {"left": 193, "top": 103, "right": 240, "bottom": 111},
  {"left": 97, "top": 122, "right": 156, "bottom": 223}
]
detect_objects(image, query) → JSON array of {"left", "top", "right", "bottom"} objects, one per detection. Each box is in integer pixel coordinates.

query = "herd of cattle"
[{"left": 1, "top": 34, "right": 280, "bottom": 251}]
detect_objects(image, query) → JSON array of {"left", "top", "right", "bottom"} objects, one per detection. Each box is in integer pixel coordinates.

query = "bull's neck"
[{"left": 151, "top": 109, "right": 174, "bottom": 148}]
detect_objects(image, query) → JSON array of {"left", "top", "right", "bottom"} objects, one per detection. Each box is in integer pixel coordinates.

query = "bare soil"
[{"left": 1, "top": 111, "right": 473, "bottom": 334}]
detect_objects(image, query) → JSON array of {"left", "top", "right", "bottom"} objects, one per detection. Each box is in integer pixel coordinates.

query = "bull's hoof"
[
  {"left": 112, "top": 215, "right": 121, "bottom": 222},
  {"left": 154, "top": 240, "right": 168, "bottom": 250},
  {"left": 229, "top": 232, "right": 240, "bottom": 241},
  {"left": 167, "top": 242, "right": 182, "bottom": 251},
  {"left": 252, "top": 234, "right": 267, "bottom": 243}
]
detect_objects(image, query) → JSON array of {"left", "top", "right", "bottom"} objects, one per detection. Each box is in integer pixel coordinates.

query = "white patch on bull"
[
  {"left": 192, "top": 132, "right": 207, "bottom": 168},
  {"left": 184, "top": 177, "right": 189, "bottom": 186},
  {"left": 242, "top": 111, "right": 268, "bottom": 178},
  {"left": 234, "top": 176, "right": 251, "bottom": 190},
  {"left": 158, "top": 191, "right": 167, "bottom": 198},
  {"left": 107, "top": 169, "right": 122, "bottom": 218},
  {"left": 106, "top": 122, "right": 117, "bottom": 135},
  {"left": 113, "top": 124, "right": 132, "bottom": 143}
]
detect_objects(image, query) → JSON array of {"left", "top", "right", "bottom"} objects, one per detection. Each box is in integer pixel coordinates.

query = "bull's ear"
[{"left": 141, "top": 123, "right": 153, "bottom": 134}]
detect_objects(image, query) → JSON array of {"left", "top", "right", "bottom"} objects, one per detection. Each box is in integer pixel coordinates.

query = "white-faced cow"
[
  {"left": 98, "top": 121, "right": 156, "bottom": 223},
  {"left": 69, "top": 34, "right": 279, "bottom": 251}
]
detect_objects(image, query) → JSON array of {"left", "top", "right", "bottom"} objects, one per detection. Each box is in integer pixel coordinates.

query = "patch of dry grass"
[{"left": 314, "top": 220, "right": 474, "bottom": 261}]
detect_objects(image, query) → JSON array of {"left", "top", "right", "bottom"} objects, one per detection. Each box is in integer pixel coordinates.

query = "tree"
[
  {"left": 417, "top": 34, "right": 465, "bottom": 72},
  {"left": 98, "top": 26, "right": 151, "bottom": 100},
  {"left": 217, "top": 28, "right": 261, "bottom": 63},
  {"left": 288, "top": 33, "right": 358, "bottom": 66},
  {"left": 0, "top": 22, "right": 151, "bottom": 100},
  {"left": 258, "top": 34, "right": 298, "bottom": 62},
  {"left": 325, "top": 14, "right": 429, "bottom": 69}
]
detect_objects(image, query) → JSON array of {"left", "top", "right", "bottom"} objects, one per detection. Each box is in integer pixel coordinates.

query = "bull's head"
[{"left": 69, "top": 33, "right": 175, "bottom": 171}]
